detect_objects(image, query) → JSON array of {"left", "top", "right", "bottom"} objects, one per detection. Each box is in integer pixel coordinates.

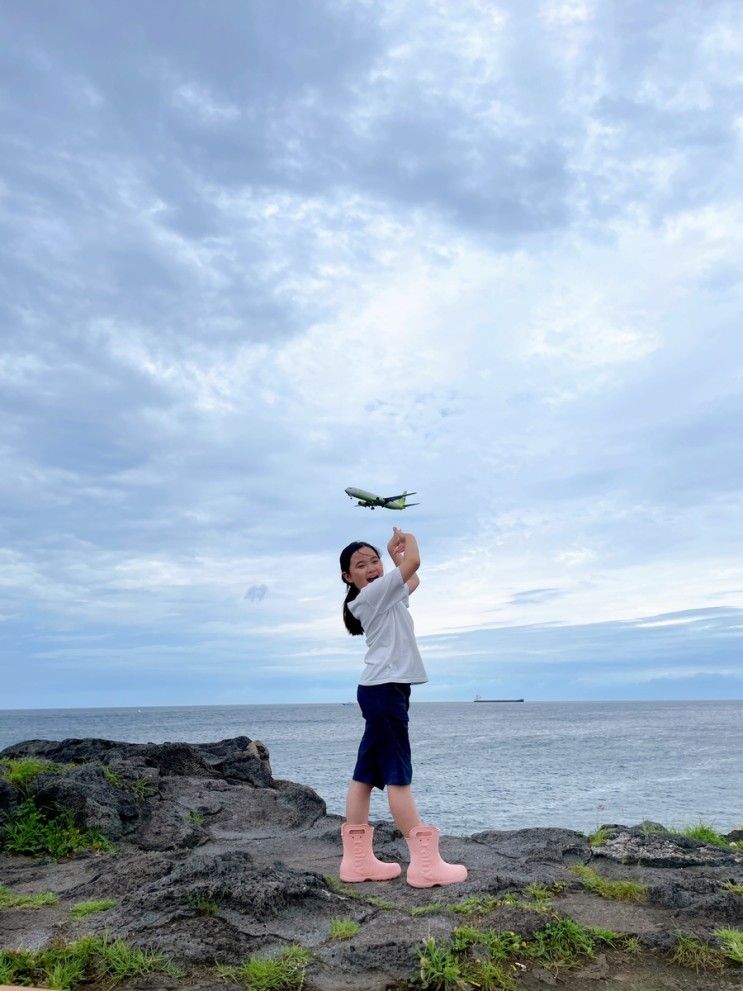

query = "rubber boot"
[
  {"left": 340, "top": 823, "right": 402, "bottom": 882},
  {"left": 405, "top": 824, "right": 468, "bottom": 888}
]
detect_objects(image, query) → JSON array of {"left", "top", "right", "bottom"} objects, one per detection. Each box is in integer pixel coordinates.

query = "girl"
[{"left": 339, "top": 527, "right": 467, "bottom": 888}]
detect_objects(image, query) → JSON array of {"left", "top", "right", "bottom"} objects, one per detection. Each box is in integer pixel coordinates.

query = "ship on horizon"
[{"left": 474, "top": 694, "right": 524, "bottom": 703}]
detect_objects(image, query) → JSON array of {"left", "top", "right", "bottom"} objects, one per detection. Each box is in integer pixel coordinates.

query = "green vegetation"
[
  {"left": 572, "top": 864, "right": 647, "bottom": 903},
  {"left": 714, "top": 928, "right": 743, "bottom": 964},
  {"left": 0, "top": 933, "right": 180, "bottom": 989},
  {"left": 417, "top": 919, "right": 630, "bottom": 990},
  {"left": 587, "top": 826, "right": 611, "bottom": 846},
  {"left": 670, "top": 933, "right": 725, "bottom": 973},
  {"left": 131, "top": 777, "right": 156, "bottom": 799},
  {"left": 187, "top": 893, "right": 220, "bottom": 917},
  {"left": 101, "top": 766, "right": 121, "bottom": 787},
  {"left": 2, "top": 798, "right": 113, "bottom": 858},
  {"left": 723, "top": 882, "right": 743, "bottom": 896},
  {"left": 328, "top": 918, "right": 360, "bottom": 940},
  {"left": 0, "top": 884, "right": 59, "bottom": 909},
  {"left": 186, "top": 810, "right": 206, "bottom": 825},
  {"left": 323, "top": 875, "right": 393, "bottom": 910},
  {"left": 217, "top": 945, "right": 311, "bottom": 990},
  {"left": 0, "top": 756, "right": 65, "bottom": 793},
  {"left": 70, "top": 898, "right": 116, "bottom": 920},
  {"left": 678, "top": 820, "right": 730, "bottom": 848},
  {"left": 411, "top": 902, "right": 445, "bottom": 916}
]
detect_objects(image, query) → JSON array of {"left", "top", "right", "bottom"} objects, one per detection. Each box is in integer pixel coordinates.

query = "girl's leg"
[
  {"left": 345, "top": 779, "right": 373, "bottom": 824},
  {"left": 387, "top": 784, "right": 422, "bottom": 836}
]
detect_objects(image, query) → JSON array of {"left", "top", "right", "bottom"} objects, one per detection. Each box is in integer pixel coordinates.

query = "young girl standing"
[{"left": 339, "top": 527, "right": 467, "bottom": 888}]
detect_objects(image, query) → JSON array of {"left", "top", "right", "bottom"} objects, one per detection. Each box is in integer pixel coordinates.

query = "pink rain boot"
[
  {"left": 405, "top": 824, "right": 468, "bottom": 888},
  {"left": 340, "top": 823, "right": 402, "bottom": 882}
]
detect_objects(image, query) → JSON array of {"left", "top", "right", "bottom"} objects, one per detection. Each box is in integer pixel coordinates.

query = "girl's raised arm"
[{"left": 388, "top": 528, "right": 420, "bottom": 584}]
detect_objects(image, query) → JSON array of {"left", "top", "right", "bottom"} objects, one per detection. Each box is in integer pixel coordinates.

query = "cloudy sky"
[{"left": 2, "top": 0, "right": 742, "bottom": 708}]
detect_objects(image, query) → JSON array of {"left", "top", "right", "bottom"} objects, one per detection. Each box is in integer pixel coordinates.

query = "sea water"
[{"left": 1, "top": 700, "right": 740, "bottom": 835}]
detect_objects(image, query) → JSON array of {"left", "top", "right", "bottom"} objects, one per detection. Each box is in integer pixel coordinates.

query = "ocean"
[{"left": 1, "top": 700, "right": 741, "bottom": 836}]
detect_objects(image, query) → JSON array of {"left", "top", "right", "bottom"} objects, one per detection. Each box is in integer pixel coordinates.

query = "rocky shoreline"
[{"left": 1, "top": 736, "right": 742, "bottom": 990}]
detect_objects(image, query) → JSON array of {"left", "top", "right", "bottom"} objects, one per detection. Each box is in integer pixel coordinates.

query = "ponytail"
[
  {"left": 339, "top": 541, "right": 380, "bottom": 637},
  {"left": 343, "top": 583, "right": 364, "bottom": 636}
]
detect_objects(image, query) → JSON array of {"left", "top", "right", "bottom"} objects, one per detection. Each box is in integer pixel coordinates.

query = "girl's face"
[{"left": 344, "top": 546, "right": 383, "bottom": 590}]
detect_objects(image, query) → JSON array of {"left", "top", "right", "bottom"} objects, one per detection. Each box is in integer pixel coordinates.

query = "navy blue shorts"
[{"left": 352, "top": 683, "right": 412, "bottom": 791}]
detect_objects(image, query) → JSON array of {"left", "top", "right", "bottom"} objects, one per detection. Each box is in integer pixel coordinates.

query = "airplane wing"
[{"left": 383, "top": 491, "right": 417, "bottom": 503}]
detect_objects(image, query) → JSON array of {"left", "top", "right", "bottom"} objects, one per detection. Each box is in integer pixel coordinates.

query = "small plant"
[
  {"left": 186, "top": 810, "right": 206, "bottom": 825},
  {"left": 572, "top": 864, "right": 647, "bottom": 903},
  {"left": 714, "top": 928, "right": 743, "bottom": 964},
  {"left": 723, "top": 882, "right": 743, "bottom": 896},
  {"left": 328, "top": 918, "right": 360, "bottom": 940},
  {"left": 131, "top": 778, "right": 156, "bottom": 799},
  {"left": 187, "top": 893, "right": 219, "bottom": 917},
  {"left": 101, "top": 767, "right": 121, "bottom": 787},
  {"left": 525, "top": 917, "right": 598, "bottom": 965},
  {"left": 679, "top": 821, "right": 730, "bottom": 849},
  {"left": 323, "top": 875, "right": 393, "bottom": 910},
  {"left": 0, "top": 757, "right": 62, "bottom": 793},
  {"left": 217, "top": 944, "right": 311, "bottom": 990},
  {"left": 2, "top": 798, "right": 113, "bottom": 859},
  {"left": 70, "top": 899, "right": 116, "bottom": 920},
  {"left": 587, "top": 826, "right": 611, "bottom": 846},
  {"left": 0, "top": 933, "right": 179, "bottom": 988},
  {"left": 411, "top": 902, "right": 445, "bottom": 916},
  {"left": 0, "top": 885, "right": 59, "bottom": 909},
  {"left": 449, "top": 894, "right": 502, "bottom": 916},
  {"left": 418, "top": 937, "right": 467, "bottom": 991},
  {"left": 670, "top": 933, "right": 725, "bottom": 973}
]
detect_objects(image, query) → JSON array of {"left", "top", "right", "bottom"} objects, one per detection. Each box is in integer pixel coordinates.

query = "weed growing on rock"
[
  {"left": 670, "top": 934, "right": 726, "bottom": 973},
  {"left": 0, "top": 933, "right": 180, "bottom": 988},
  {"left": 723, "top": 882, "right": 743, "bottom": 895},
  {"left": 0, "top": 884, "right": 59, "bottom": 909},
  {"left": 186, "top": 810, "right": 206, "bottom": 825},
  {"left": 70, "top": 899, "right": 116, "bottom": 920},
  {"left": 587, "top": 826, "right": 611, "bottom": 846},
  {"left": 328, "top": 918, "right": 360, "bottom": 940},
  {"left": 679, "top": 820, "right": 730, "bottom": 848},
  {"left": 0, "top": 757, "right": 62, "bottom": 792},
  {"left": 323, "top": 875, "right": 393, "bottom": 910},
  {"left": 714, "top": 928, "right": 743, "bottom": 964},
  {"left": 418, "top": 937, "right": 467, "bottom": 990},
  {"left": 187, "top": 893, "right": 220, "bottom": 917},
  {"left": 3, "top": 798, "right": 113, "bottom": 858},
  {"left": 572, "top": 864, "right": 647, "bottom": 902},
  {"left": 101, "top": 766, "right": 121, "bottom": 787},
  {"left": 130, "top": 777, "right": 156, "bottom": 799},
  {"left": 217, "top": 944, "right": 311, "bottom": 990},
  {"left": 411, "top": 902, "right": 445, "bottom": 916}
]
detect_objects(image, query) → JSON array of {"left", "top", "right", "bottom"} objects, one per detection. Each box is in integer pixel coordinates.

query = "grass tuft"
[
  {"left": 587, "top": 826, "right": 611, "bottom": 846},
  {"left": 418, "top": 937, "right": 468, "bottom": 990},
  {"left": 0, "top": 757, "right": 64, "bottom": 793},
  {"left": 572, "top": 864, "right": 647, "bottom": 902},
  {"left": 0, "top": 884, "right": 59, "bottom": 909},
  {"left": 3, "top": 798, "right": 114, "bottom": 858},
  {"left": 0, "top": 933, "right": 179, "bottom": 989},
  {"left": 411, "top": 902, "right": 445, "bottom": 916},
  {"left": 328, "top": 918, "right": 360, "bottom": 940},
  {"left": 70, "top": 899, "right": 116, "bottom": 920},
  {"left": 217, "top": 944, "right": 311, "bottom": 990},
  {"left": 186, "top": 810, "right": 206, "bottom": 825},
  {"left": 671, "top": 933, "right": 725, "bottom": 973},
  {"left": 679, "top": 820, "right": 731, "bottom": 849},
  {"left": 188, "top": 894, "right": 220, "bottom": 917},
  {"left": 714, "top": 928, "right": 743, "bottom": 964},
  {"left": 723, "top": 882, "right": 743, "bottom": 896}
]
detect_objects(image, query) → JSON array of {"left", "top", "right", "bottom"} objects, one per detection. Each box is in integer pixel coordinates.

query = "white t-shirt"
[{"left": 348, "top": 567, "right": 429, "bottom": 686}]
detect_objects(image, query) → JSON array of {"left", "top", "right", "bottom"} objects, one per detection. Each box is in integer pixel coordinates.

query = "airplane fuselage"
[{"left": 344, "top": 487, "right": 413, "bottom": 510}]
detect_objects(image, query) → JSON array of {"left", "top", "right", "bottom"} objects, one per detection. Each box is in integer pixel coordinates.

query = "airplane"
[{"left": 345, "top": 487, "right": 419, "bottom": 510}]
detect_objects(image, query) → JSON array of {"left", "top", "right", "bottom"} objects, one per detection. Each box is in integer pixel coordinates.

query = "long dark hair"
[{"left": 340, "top": 541, "right": 380, "bottom": 636}]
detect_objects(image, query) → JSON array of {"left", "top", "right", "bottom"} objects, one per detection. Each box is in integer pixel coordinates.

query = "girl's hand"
[{"left": 387, "top": 527, "right": 405, "bottom": 559}]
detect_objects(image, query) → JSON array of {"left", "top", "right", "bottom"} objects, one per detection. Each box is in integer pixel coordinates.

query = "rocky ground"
[{"left": 1, "top": 736, "right": 742, "bottom": 991}]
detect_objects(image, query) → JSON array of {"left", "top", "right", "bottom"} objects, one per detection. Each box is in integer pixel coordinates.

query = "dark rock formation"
[{"left": 1, "top": 737, "right": 742, "bottom": 991}]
